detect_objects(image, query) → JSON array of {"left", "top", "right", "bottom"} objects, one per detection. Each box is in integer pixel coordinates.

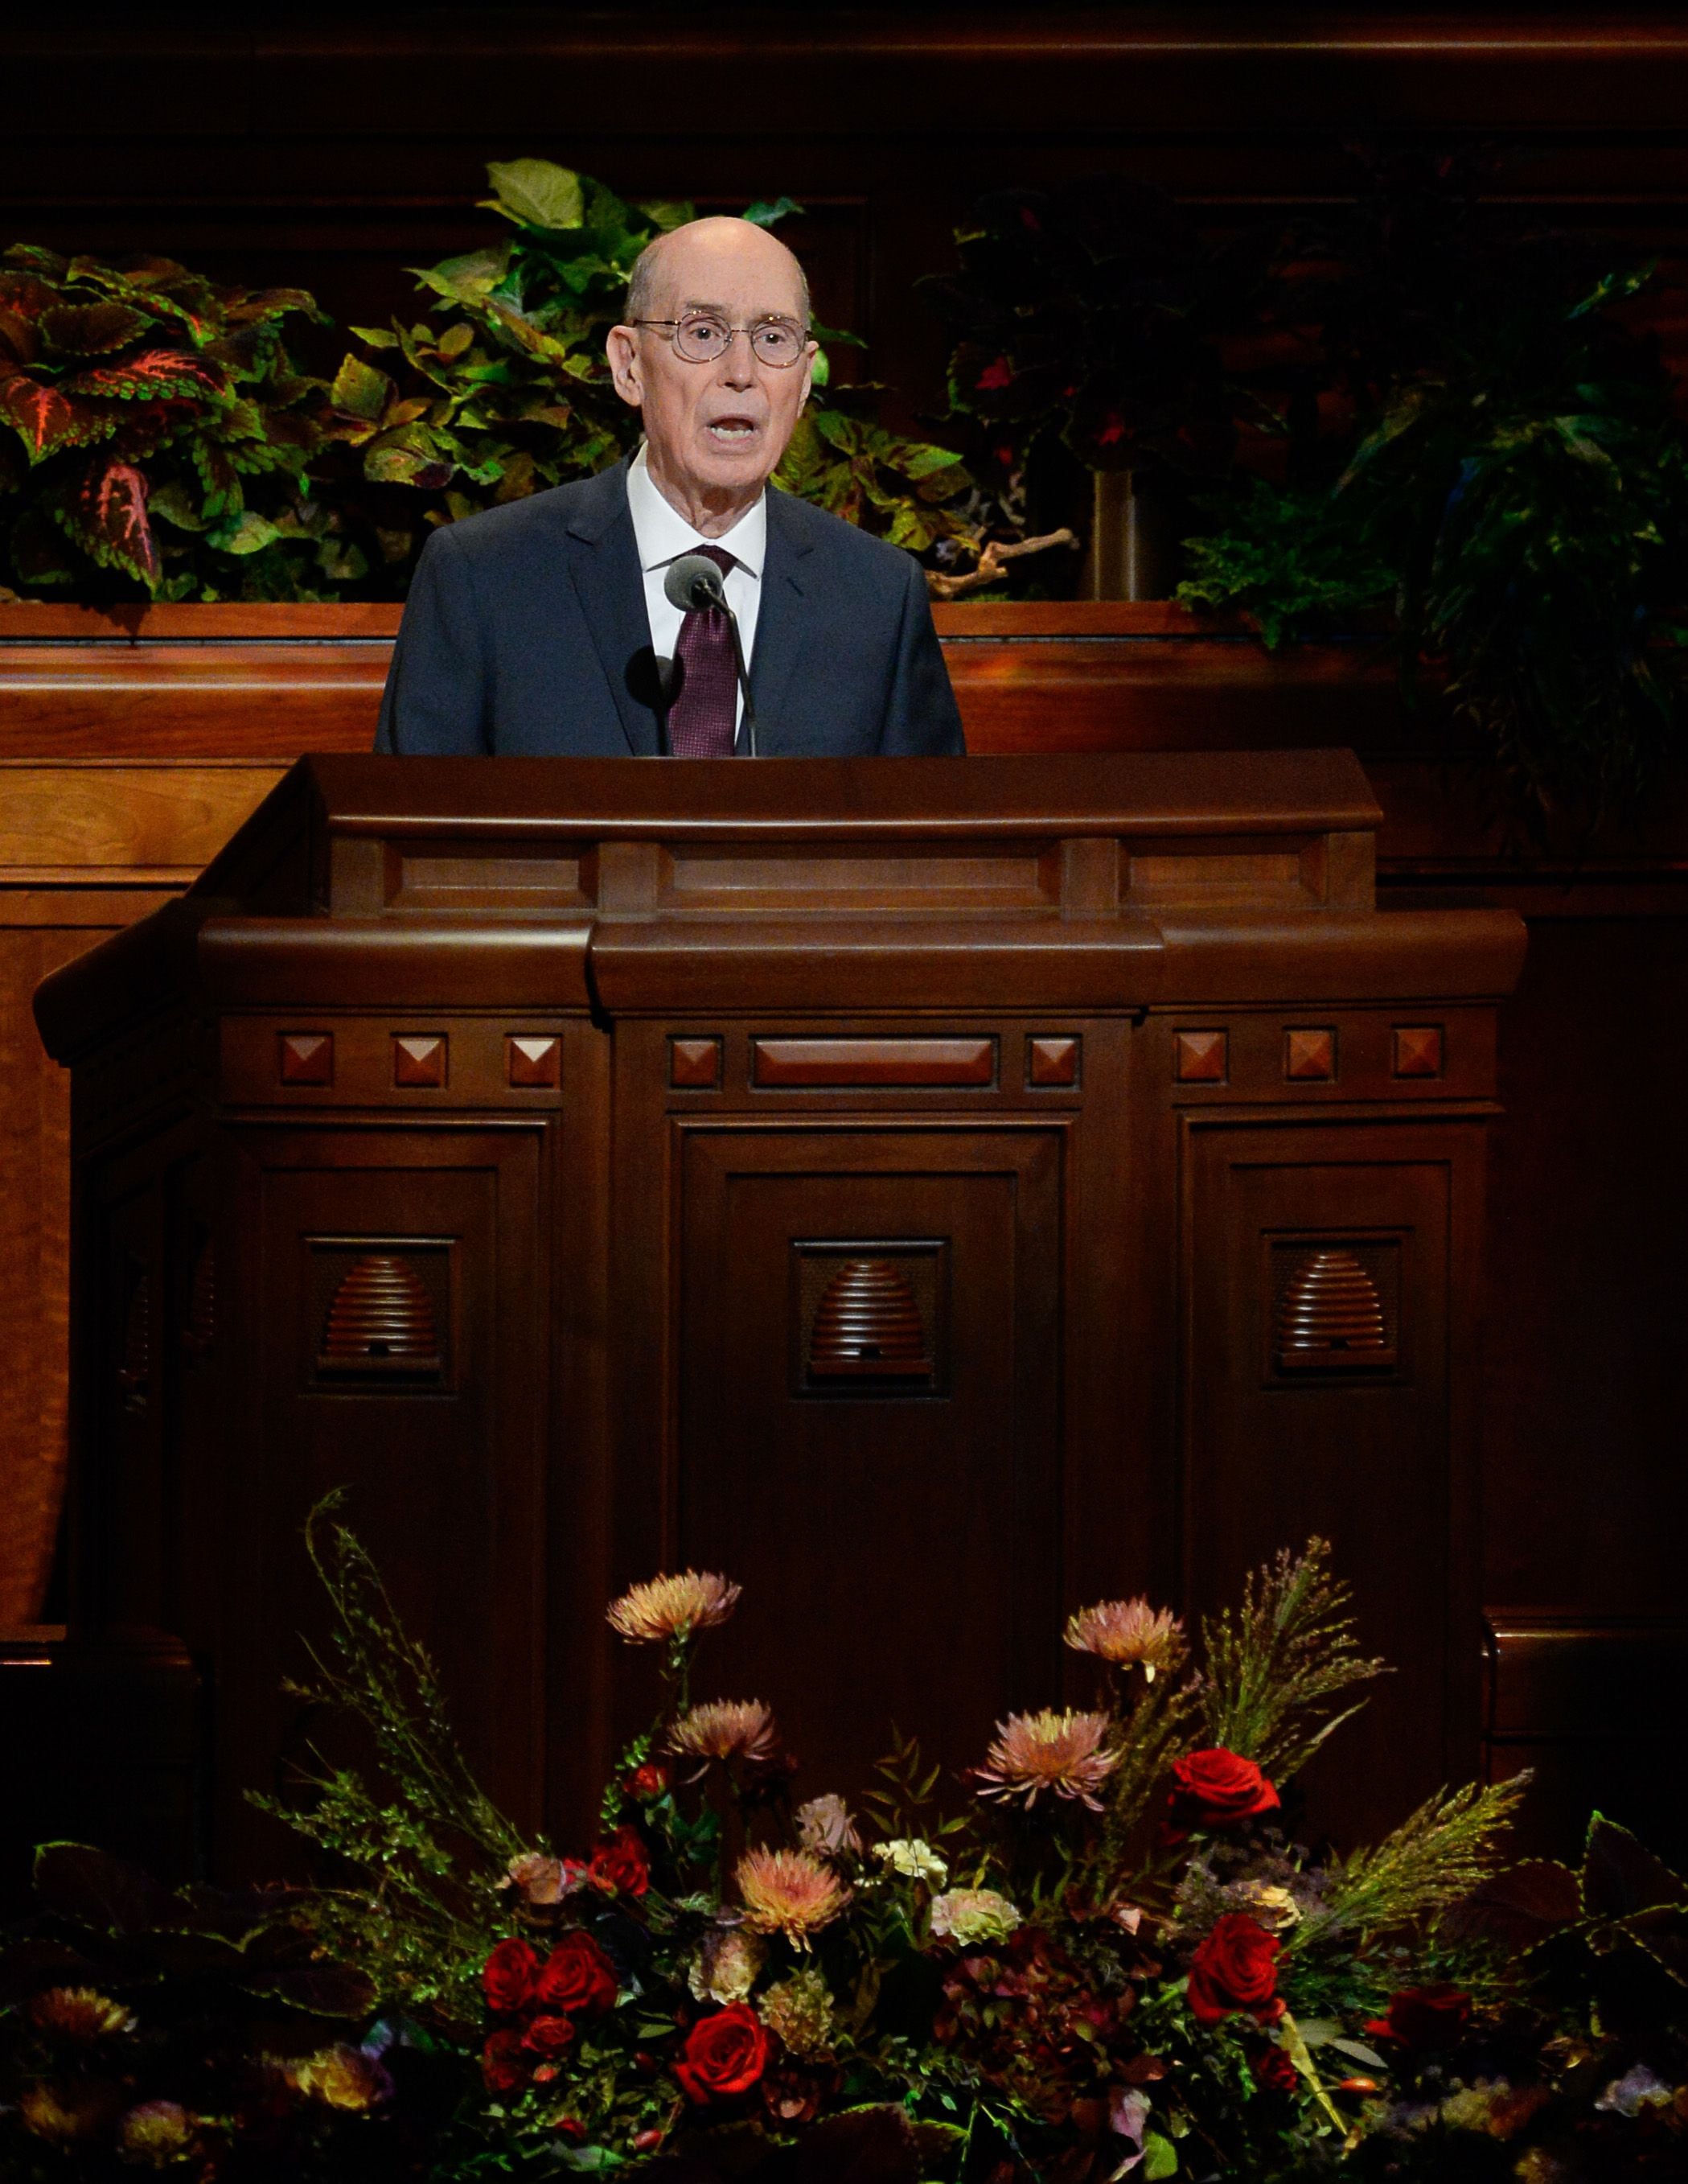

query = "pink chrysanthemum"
[
  {"left": 1063, "top": 1598, "right": 1183, "bottom": 1681},
  {"left": 607, "top": 1570, "right": 741, "bottom": 1644},
  {"left": 737, "top": 1848, "right": 851, "bottom": 1949},
  {"left": 973, "top": 1709, "right": 1121, "bottom": 1811},
  {"left": 666, "top": 1699, "right": 780, "bottom": 1775}
]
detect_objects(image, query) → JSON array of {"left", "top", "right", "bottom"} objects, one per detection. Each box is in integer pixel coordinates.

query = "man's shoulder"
[
  {"left": 427, "top": 463, "right": 626, "bottom": 569},
  {"left": 768, "top": 487, "right": 919, "bottom": 593}
]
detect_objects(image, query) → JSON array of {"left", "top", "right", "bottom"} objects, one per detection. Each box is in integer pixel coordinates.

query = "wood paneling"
[{"left": 27, "top": 752, "right": 1517, "bottom": 1868}]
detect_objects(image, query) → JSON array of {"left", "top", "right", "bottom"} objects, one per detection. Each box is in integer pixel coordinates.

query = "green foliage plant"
[
  {"left": 1177, "top": 150, "right": 1688, "bottom": 827},
  {"left": 0, "top": 245, "right": 331, "bottom": 601},
  {"left": 322, "top": 161, "right": 974, "bottom": 588}
]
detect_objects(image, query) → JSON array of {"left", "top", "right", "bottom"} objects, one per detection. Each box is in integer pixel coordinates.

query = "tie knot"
[{"left": 693, "top": 544, "right": 735, "bottom": 576}]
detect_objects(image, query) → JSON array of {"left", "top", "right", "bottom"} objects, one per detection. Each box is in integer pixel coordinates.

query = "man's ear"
[{"left": 606, "top": 325, "right": 643, "bottom": 409}]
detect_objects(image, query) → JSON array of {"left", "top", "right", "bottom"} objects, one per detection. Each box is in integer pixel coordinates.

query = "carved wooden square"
[
  {"left": 1393, "top": 1026, "right": 1444, "bottom": 1079},
  {"left": 1029, "top": 1035, "right": 1080, "bottom": 1088},
  {"left": 278, "top": 1031, "right": 333, "bottom": 1085},
  {"left": 507, "top": 1034, "right": 561, "bottom": 1088},
  {"left": 393, "top": 1034, "right": 447, "bottom": 1088},
  {"left": 1284, "top": 1028, "right": 1336, "bottom": 1082},
  {"left": 1267, "top": 1235, "right": 1402, "bottom": 1380},
  {"left": 671, "top": 1036, "right": 723, "bottom": 1089},
  {"left": 791, "top": 1240, "right": 949, "bottom": 1397},
  {"left": 305, "top": 1236, "right": 453, "bottom": 1387},
  {"left": 1175, "top": 1029, "right": 1227, "bottom": 1084}
]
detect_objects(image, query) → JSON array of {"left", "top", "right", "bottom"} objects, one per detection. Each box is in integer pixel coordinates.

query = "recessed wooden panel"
[
  {"left": 676, "top": 1128, "right": 1062, "bottom": 1795},
  {"left": 1182, "top": 1116, "right": 1485, "bottom": 1838},
  {"left": 216, "top": 1132, "right": 548, "bottom": 1873},
  {"left": 752, "top": 1037, "right": 996, "bottom": 1088},
  {"left": 662, "top": 846, "right": 1058, "bottom": 913}
]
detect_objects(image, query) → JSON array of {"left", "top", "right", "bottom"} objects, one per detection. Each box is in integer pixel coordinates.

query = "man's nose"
[{"left": 717, "top": 328, "right": 758, "bottom": 387}]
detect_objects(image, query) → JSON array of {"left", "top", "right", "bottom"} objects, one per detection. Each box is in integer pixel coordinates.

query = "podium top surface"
[{"left": 196, "top": 750, "right": 1384, "bottom": 874}]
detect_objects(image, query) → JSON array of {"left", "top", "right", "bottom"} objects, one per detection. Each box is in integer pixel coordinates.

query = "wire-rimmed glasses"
[{"left": 631, "top": 313, "right": 810, "bottom": 368}]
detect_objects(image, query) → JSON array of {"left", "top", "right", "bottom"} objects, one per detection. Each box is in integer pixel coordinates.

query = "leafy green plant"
[
  {"left": 320, "top": 161, "right": 974, "bottom": 588},
  {"left": 1178, "top": 152, "right": 1688, "bottom": 825},
  {"left": 0, "top": 245, "right": 331, "bottom": 600}
]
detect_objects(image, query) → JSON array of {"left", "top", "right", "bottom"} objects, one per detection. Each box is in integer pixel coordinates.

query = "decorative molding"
[
  {"left": 1274, "top": 1246, "right": 1397, "bottom": 1373},
  {"left": 316, "top": 1254, "right": 442, "bottom": 1380},
  {"left": 1284, "top": 1027, "right": 1336, "bottom": 1082},
  {"left": 670, "top": 1036, "right": 723, "bottom": 1089},
  {"left": 507, "top": 1034, "right": 561, "bottom": 1088},
  {"left": 1028, "top": 1035, "right": 1080, "bottom": 1088},
  {"left": 392, "top": 1033, "right": 446, "bottom": 1088},
  {"left": 1175, "top": 1029, "right": 1227, "bottom": 1084},
  {"left": 181, "top": 1238, "right": 215, "bottom": 1359},
  {"left": 278, "top": 1031, "right": 333, "bottom": 1086},
  {"left": 1393, "top": 1026, "right": 1444, "bottom": 1079},
  {"left": 754, "top": 1037, "right": 996, "bottom": 1089}
]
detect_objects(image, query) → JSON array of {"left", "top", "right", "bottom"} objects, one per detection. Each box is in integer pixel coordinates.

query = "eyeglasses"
[{"left": 631, "top": 313, "right": 810, "bottom": 368}]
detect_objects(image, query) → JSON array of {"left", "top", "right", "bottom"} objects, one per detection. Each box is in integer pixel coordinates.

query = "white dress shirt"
[{"left": 625, "top": 442, "right": 766, "bottom": 734}]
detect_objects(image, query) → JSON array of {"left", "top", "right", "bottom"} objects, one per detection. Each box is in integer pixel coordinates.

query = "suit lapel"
[
  {"left": 750, "top": 487, "right": 817, "bottom": 754},
  {"left": 564, "top": 458, "right": 662, "bottom": 756}
]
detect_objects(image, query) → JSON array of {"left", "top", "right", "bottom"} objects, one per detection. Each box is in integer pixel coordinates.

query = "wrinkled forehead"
[{"left": 643, "top": 231, "right": 807, "bottom": 323}]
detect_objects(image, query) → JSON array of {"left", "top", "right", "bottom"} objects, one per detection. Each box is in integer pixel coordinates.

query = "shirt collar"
[{"left": 626, "top": 442, "right": 766, "bottom": 581}]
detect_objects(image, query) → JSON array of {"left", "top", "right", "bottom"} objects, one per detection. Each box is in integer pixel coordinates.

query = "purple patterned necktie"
[{"left": 666, "top": 544, "right": 739, "bottom": 758}]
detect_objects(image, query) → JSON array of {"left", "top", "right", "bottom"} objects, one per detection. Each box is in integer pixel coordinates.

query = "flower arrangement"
[{"left": 4, "top": 1503, "right": 1686, "bottom": 2182}]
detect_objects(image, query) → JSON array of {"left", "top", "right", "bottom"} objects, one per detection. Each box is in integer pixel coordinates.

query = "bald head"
[{"left": 626, "top": 216, "right": 810, "bottom": 330}]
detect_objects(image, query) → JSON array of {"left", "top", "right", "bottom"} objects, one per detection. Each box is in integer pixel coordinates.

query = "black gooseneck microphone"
[{"left": 663, "top": 553, "right": 758, "bottom": 757}]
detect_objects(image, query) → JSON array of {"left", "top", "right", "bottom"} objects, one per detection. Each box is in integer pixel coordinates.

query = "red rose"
[
  {"left": 522, "top": 2013, "right": 577, "bottom": 2059},
  {"left": 627, "top": 1762, "right": 671, "bottom": 1801},
  {"left": 481, "top": 2028, "right": 527, "bottom": 2093},
  {"left": 1254, "top": 2043, "right": 1298, "bottom": 2095},
  {"left": 1167, "top": 1749, "right": 1280, "bottom": 1836},
  {"left": 588, "top": 1825, "right": 650, "bottom": 1898},
  {"left": 675, "top": 2003, "right": 771, "bottom": 2105},
  {"left": 483, "top": 1936, "right": 541, "bottom": 2013},
  {"left": 1187, "top": 1913, "right": 1284, "bottom": 2027},
  {"left": 1365, "top": 1985, "right": 1472, "bottom": 2050},
  {"left": 535, "top": 1931, "right": 619, "bottom": 2017}
]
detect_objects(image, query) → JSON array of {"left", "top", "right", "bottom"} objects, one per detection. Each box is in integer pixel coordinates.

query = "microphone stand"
[{"left": 724, "top": 610, "right": 758, "bottom": 759}]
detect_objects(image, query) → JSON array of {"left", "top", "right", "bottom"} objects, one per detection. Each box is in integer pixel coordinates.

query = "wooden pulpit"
[{"left": 34, "top": 752, "right": 1524, "bottom": 1873}]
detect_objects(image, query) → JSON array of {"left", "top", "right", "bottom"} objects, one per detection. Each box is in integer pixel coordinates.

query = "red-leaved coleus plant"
[{"left": 0, "top": 244, "right": 340, "bottom": 600}]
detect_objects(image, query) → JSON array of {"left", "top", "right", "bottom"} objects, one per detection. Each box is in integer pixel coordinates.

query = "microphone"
[{"left": 663, "top": 553, "right": 758, "bottom": 757}]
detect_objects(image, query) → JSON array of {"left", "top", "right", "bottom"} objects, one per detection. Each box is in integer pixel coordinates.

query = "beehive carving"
[
  {"left": 117, "top": 1269, "right": 150, "bottom": 1412},
  {"left": 1276, "top": 1248, "right": 1394, "bottom": 1371},
  {"left": 318, "top": 1255, "right": 441, "bottom": 1376},
  {"left": 809, "top": 1259, "right": 930, "bottom": 1379}
]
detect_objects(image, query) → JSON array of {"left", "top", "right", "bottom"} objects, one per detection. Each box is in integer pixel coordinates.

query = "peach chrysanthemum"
[
  {"left": 973, "top": 1709, "right": 1121, "bottom": 1811},
  {"left": 737, "top": 1848, "right": 852, "bottom": 1949},
  {"left": 27, "top": 1988, "right": 135, "bottom": 2041},
  {"left": 666, "top": 1698, "right": 780, "bottom": 1775},
  {"left": 607, "top": 1570, "right": 741, "bottom": 1644},
  {"left": 1063, "top": 1598, "right": 1183, "bottom": 1681}
]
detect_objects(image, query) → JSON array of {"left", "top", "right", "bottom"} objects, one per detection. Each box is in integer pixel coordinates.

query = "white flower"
[
  {"left": 869, "top": 1837, "right": 948, "bottom": 1885},
  {"left": 929, "top": 1888, "right": 1021, "bottom": 1944},
  {"left": 795, "top": 1793, "right": 862, "bottom": 1858},
  {"left": 688, "top": 1927, "right": 765, "bottom": 2005}
]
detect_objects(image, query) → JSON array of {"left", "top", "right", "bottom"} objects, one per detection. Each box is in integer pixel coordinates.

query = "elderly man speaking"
[{"left": 376, "top": 216, "right": 965, "bottom": 757}]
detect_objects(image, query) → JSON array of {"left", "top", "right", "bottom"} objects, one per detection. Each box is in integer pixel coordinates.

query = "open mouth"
[{"left": 705, "top": 416, "right": 762, "bottom": 446}]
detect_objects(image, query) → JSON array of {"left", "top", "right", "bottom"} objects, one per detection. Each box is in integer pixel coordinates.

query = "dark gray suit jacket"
[{"left": 374, "top": 456, "right": 965, "bottom": 756}]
